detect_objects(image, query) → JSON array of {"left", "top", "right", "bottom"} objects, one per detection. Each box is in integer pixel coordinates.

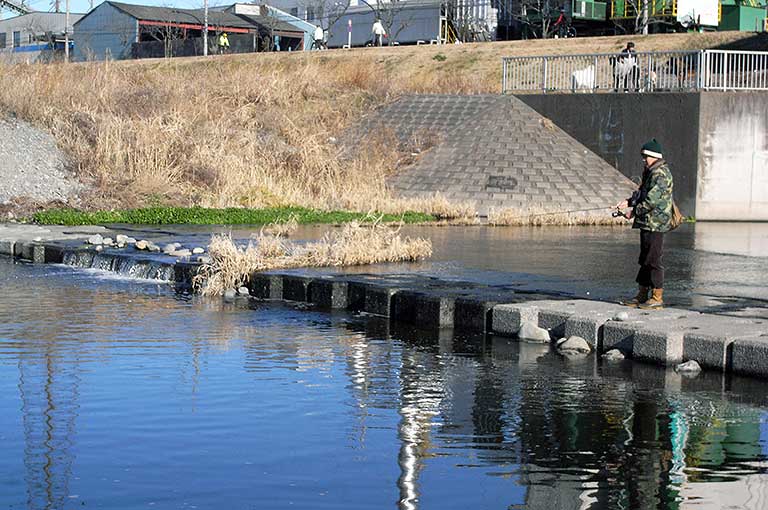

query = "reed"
[{"left": 194, "top": 218, "right": 432, "bottom": 295}]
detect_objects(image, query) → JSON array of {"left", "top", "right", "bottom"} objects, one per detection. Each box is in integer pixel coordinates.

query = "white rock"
[
  {"left": 170, "top": 249, "right": 191, "bottom": 258},
  {"left": 135, "top": 240, "right": 149, "bottom": 250},
  {"left": 33, "top": 236, "right": 43, "bottom": 242},
  {"left": 102, "top": 237, "right": 114, "bottom": 246},
  {"left": 192, "top": 247, "right": 205, "bottom": 255},
  {"left": 612, "top": 311, "right": 630, "bottom": 322},
  {"left": 237, "top": 286, "right": 250, "bottom": 296},
  {"left": 163, "top": 243, "right": 177, "bottom": 254},
  {"left": 87, "top": 234, "right": 103, "bottom": 245},
  {"left": 125, "top": 237, "right": 137, "bottom": 244},
  {"left": 675, "top": 360, "right": 702, "bottom": 373},
  {"left": 117, "top": 242, "right": 126, "bottom": 249},
  {"left": 602, "top": 349, "right": 625, "bottom": 361},
  {"left": 115, "top": 234, "right": 129, "bottom": 244},
  {"left": 147, "top": 243, "right": 161, "bottom": 253},
  {"left": 223, "top": 289, "right": 236, "bottom": 302},
  {"left": 95, "top": 245, "right": 103, "bottom": 252},
  {"left": 556, "top": 335, "right": 591, "bottom": 354},
  {"left": 518, "top": 321, "right": 551, "bottom": 343}
]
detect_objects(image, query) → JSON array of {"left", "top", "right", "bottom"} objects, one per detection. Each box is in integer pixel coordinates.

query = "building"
[
  {"left": 0, "top": 12, "right": 83, "bottom": 63},
  {"left": 73, "top": 1, "right": 309, "bottom": 61}
]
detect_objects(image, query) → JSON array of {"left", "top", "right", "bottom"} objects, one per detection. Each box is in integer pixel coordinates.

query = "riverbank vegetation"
[
  {"left": 194, "top": 220, "right": 432, "bottom": 295},
  {"left": 0, "top": 31, "right": 752, "bottom": 222},
  {"left": 32, "top": 206, "right": 435, "bottom": 226}
]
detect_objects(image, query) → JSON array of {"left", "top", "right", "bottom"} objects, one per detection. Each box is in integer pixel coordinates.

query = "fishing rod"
[{"left": 478, "top": 206, "right": 624, "bottom": 221}]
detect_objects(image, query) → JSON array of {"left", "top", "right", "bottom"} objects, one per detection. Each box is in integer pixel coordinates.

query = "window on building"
[
  {"left": 28, "top": 34, "right": 33, "bottom": 44},
  {"left": 0, "top": 33, "right": 6, "bottom": 49},
  {"left": 290, "top": 7, "right": 298, "bottom": 17},
  {"left": 306, "top": 7, "right": 314, "bottom": 20},
  {"left": 13, "top": 31, "right": 21, "bottom": 48}
]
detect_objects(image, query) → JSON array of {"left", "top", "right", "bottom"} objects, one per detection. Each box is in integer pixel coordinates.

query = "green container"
[
  {"left": 572, "top": 0, "right": 608, "bottom": 20},
  {"left": 720, "top": 4, "right": 768, "bottom": 32}
]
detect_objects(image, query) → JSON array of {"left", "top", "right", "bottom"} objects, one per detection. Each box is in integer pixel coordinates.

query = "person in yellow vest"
[{"left": 218, "top": 32, "right": 230, "bottom": 54}]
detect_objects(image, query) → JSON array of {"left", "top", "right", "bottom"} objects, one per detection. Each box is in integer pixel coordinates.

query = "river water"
[{"left": 2, "top": 222, "right": 768, "bottom": 509}]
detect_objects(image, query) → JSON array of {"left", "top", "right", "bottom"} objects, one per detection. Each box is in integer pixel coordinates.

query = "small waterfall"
[{"left": 62, "top": 250, "right": 175, "bottom": 282}]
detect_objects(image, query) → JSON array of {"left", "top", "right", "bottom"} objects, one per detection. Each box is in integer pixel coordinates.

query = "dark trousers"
[{"left": 636, "top": 230, "right": 664, "bottom": 289}]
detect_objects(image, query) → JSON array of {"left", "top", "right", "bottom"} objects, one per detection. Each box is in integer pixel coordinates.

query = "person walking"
[
  {"left": 371, "top": 19, "right": 386, "bottom": 47},
  {"left": 218, "top": 32, "right": 230, "bottom": 55},
  {"left": 313, "top": 25, "right": 326, "bottom": 50},
  {"left": 616, "top": 139, "right": 675, "bottom": 309}
]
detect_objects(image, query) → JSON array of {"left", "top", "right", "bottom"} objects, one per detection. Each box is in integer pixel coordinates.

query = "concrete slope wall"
[
  {"left": 698, "top": 93, "right": 768, "bottom": 221},
  {"left": 372, "top": 95, "right": 636, "bottom": 216},
  {"left": 518, "top": 93, "right": 700, "bottom": 218}
]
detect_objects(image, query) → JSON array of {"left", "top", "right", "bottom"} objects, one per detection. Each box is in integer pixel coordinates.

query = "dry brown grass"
[
  {"left": 193, "top": 218, "right": 432, "bottom": 295},
  {"left": 0, "top": 31, "right": 753, "bottom": 216},
  {"left": 487, "top": 205, "right": 627, "bottom": 226}
]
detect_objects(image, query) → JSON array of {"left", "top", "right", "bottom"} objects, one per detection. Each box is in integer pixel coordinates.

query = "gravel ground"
[{"left": 0, "top": 116, "right": 85, "bottom": 205}]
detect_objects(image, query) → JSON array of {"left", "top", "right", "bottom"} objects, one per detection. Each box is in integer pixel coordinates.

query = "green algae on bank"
[{"left": 32, "top": 207, "right": 436, "bottom": 226}]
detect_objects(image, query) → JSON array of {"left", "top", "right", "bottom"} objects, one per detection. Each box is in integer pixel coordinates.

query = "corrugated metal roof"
[{"left": 106, "top": 1, "right": 255, "bottom": 29}]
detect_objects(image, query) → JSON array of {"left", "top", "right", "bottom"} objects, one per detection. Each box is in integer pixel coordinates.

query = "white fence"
[{"left": 502, "top": 50, "right": 768, "bottom": 94}]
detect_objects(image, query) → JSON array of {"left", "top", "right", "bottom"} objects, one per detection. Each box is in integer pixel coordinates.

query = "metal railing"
[{"left": 502, "top": 50, "right": 768, "bottom": 94}]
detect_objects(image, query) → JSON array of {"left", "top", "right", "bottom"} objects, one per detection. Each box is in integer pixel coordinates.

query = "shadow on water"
[{"left": 1, "top": 254, "right": 768, "bottom": 509}]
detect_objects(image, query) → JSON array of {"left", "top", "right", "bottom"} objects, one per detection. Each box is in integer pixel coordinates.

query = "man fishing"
[{"left": 615, "top": 139, "right": 675, "bottom": 309}]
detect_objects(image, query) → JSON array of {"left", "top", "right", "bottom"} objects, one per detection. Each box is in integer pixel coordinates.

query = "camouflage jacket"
[{"left": 631, "top": 160, "right": 674, "bottom": 232}]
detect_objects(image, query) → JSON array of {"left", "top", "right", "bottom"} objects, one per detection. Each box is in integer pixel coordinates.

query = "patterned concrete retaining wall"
[
  {"left": 3, "top": 240, "right": 767, "bottom": 379},
  {"left": 351, "top": 95, "right": 636, "bottom": 216}
]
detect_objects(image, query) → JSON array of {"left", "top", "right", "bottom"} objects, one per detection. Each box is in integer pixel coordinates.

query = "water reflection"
[{"left": 1, "top": 259, "right": 768, "bottom": 509}]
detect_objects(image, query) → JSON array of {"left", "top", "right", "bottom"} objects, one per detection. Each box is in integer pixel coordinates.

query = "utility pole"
[
  {"left": 64, "top": 0, "right": 70, "bottom": 61},
  {"left": 203, "top": 0, "right": 208, "bottom": 56}
]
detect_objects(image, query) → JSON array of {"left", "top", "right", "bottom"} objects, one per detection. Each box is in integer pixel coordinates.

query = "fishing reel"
[{"left": 612, "top": 208, "right": 629, "bottom": 219}]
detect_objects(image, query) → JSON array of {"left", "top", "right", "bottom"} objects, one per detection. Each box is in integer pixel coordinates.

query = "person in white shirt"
[
  {"left": 313, "top": 25, "right": 326, "bottom": 50},
  {"left": 371, "top": 19, "right": 386, "bottom": 47}
]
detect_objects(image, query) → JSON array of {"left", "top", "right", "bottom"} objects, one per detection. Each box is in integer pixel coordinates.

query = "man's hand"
[{"left": 614, "top": 199, "right": 630, "bottom": 209}]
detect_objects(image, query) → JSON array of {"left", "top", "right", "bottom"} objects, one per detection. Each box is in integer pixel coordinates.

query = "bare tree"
[
  {"left": 301, "top": 0, "right": 350, "bottom": 41},
  {"left": 513, "top": 0, "right": 560, "bottom": 39}
]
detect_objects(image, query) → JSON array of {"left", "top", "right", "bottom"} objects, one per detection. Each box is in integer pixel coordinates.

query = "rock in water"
[
  {"left": 87, "top": 234, "right": 103, "bottom": 245},
  {"left": 602, "top": 349, "right": 625, "bottom": 361},
  {"left": 135, "top": 240, "right": 149, "bottom": 250},
  {"left": 116, "top": 234, "right": 129, "bottom": 244},
  {"left": 556, "top": 336, "right": 591, "bottom": 354},
  {"left": 94, "top": 245, "right": 103, "bottom": 252},
  {"left": 170, "top": 249, "right": 191, "bottom": 258},
  {"left": 237, "top": 286, "right": 250, "bottom": 296},
  {"left": 192, "top": 247, "right": 205, "bottom": 255},
  {"left": 675, "top": 360, "right": 702, "bottom": 373},
  {"left": 147, "top": 243, "right": 161, "bottom": 253},
  {"left": 102, "top": 237, "right": 114, "bottom": 246},
  {"left": 518, "top": 321, "right": 550, "bottom": 343},
  {"left": 612, "top": 311, "right": 630, "bottom": 322},
  {"left": 223, "top": 289, "right": 236, "bottom": 302},
  {"left": 163, "top": 243, "right": 177, "bottom": 254}
]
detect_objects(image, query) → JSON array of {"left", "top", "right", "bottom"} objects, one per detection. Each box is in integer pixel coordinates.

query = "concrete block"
[
  {"left": 491, "top": 302, "right": 542, "bottom": 336},
  {"left": 347, "top": 281, "right": 367, "bottom": 311},
  {"left": 17, "top": 242, "right": 34, "bottom": 261},
  {"left": 0, "top": 240, "right": 14, "bottom": 257},
  {"left": 308, "top": 278, "right": 348, "bottom": 309},
  {"left": 601, "top": 309, "right": 702, "bottom": 355},
  {"left": 32, "top": 244, "right": 46, "bottom": 264},
  {"left": 282, "top": 275, "right": 313, "bottom": 302},
  {"left": 565, "top": 315, "right": 607, "bottom": 350},
  {"left": 248, "top": 273, "right": 283, "bottom": 299},
  {"left": 392, "top": 291, "right": 455, "bottom": 329},
  {"left": 173, "top": 262, "right": 200, "bottom": 285},
  {"left": 683, "top": 320, "right": 767, "bottom": 371},
  {"left": 454, "top": 297, "right": 497, "bottom": 332},
  {"left": 365, "top": 285, "right": 399, "bottom": 317},
  {"left": 41, "top": 244, "right": 65, "bottom": 264},
  {"left": 731, "top": 336, "right": 768, "bottom": 378},
  {"left": 633, "top": 315, "right": 756, "bottom": 367}
]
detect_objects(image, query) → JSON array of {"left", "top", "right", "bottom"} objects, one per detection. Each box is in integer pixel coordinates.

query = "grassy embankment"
[{"left": 0, "top": 31, "right": 754, "bottom": 225}]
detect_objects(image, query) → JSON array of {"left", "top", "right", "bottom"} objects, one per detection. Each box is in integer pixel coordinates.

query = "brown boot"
[
  {"left": 640, "top": 288, "right": 664, "bottom": 309},
  {"left": 622, "top": 286, "right": 649, "bottom": 307}
]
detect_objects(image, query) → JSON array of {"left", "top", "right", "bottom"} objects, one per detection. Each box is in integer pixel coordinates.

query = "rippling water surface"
[{"left": 1, "top": 257, "right": 768, "bottom": 509}]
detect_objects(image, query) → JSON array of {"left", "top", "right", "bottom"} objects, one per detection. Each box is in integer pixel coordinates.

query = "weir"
[{"left": 2, "top": 239, "right": 766, "bottom": 380}]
